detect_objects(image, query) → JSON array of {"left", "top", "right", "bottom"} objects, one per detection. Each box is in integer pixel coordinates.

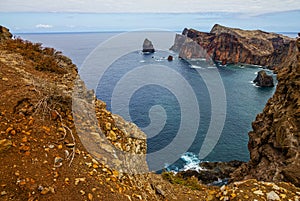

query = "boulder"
[
  {"left": 167, "top": 55, "right": 173, "bottom": 61},
  {"left": 253, "top": 70, "right": 274, "bottom": 87},
  {"left": 0, "top": 139, "right": 12, "bottom": 153},
  {"left": 142, "top": 38, "right": 155, "bottom": 53}
]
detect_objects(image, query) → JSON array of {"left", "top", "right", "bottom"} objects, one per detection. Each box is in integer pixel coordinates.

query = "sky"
[
  {"left": 0, "top": 0, "right": 300, "bottom": 33},
  {"left": 1, "top": 0, "right": 300, "bottom": 14}
]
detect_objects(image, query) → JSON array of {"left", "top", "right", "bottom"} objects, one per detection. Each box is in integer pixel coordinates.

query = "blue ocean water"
[{"left": 18, "top": 32, "right": 278, "bottom": 171}]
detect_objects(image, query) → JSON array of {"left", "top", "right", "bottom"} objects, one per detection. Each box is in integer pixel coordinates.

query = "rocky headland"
[
  {"left": 171, "top": 24, "right": 300, "bottom": 188},
  {"left": 0, "top": 25, "right": 300, "bottom": 201},
  {"left": 170, "top": 24, "right": 297, "bottom": 70}
]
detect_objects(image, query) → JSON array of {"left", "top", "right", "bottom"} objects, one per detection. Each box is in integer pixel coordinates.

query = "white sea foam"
[
  {"left": 139, "top": 60, "right": 145, "bottom": 63},
  {"left": 190, "top": 65, "right": 203, "bottom": 69},
  {"left": 179, "top": 152, "right": 203, "bottom": 172},
  {"left": 190, "top": 58, "right": 207, "bottom": 61}
]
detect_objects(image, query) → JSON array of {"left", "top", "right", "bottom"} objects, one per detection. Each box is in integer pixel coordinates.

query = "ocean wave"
[
  {"left": 190, "top": 58, "right": 207, "bottom": 61},
  {"left": 180, "top": 152, "right": 203, "bottom": 172},
  {"left": 164, "top": 152, "right": 203, "bottom": 172},
  {"left": 190, "top": 65, "right": 203, "bottom": 69}
]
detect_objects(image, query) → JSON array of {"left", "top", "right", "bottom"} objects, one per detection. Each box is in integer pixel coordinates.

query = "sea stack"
[
  {"left": 142, "top": 38, "right": 155, "bottom": 53},
  {"left": 167, "top": 55, "right": 173, "bottom": 61},
  {"left": 253, "top": 70, "right": 274, "bottom": 87}
]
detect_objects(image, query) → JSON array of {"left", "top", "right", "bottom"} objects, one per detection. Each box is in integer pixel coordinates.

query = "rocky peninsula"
[
  {"left": 171, "top": 24, "right": 297, "bottom": 70},
  {"left": 0, "top": 25, "right": 300, "bottom": 200}
]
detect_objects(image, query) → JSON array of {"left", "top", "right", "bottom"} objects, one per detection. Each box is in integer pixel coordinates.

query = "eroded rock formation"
[
  {"left": 1, "top": 24, "right": 300, "bottom": 200},
  {"left": 142, "top": 38, "right": 155, "bottom": 53},
  {"left": 232, "top": 36, "right": 300, "bottom": 187},
  {"left": 171, "top": 24, "right": 296, "bottom": 69},
  {"left": 253, "top": 70, "right": 274, "bottom": 87}
]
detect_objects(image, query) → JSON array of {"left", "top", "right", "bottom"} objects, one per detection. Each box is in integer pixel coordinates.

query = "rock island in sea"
[{"left": 0, "top": 25, "right": 299, "bottom": 200}]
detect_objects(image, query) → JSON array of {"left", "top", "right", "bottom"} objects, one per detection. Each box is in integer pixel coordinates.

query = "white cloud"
[
  {"left": 35, "top": 24, "right": 53, "bottom": 28},
  {"left": 1, "top": 0, "right": 300, "bottom": 14}
]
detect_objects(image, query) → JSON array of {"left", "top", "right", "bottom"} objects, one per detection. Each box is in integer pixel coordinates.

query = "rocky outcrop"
[
  {"left": 170, "top": 32, "right": 212, "bottom": 60},
  {"left": 1, "top": 24, "right": 300, "bottom": 201},
  {"left": 232, "top": 36, "right": 300, "bottom": 187},
  {"left": 0, "top": 26, "right": 12, "bottom": 42},
  {"left": 178, "top": 160, "right": 244, "bottom": 185},
  {"left": 142, "top": 38, "right": 155, "bottom": 53},
  {"left": 253, "top": 70, "right": 274, "bottom": 87},
  {"left": 170, "top": 24, "right": 296, "bottom": 69}
]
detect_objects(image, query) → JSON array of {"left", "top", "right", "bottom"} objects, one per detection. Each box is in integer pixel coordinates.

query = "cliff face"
[
  {"left": 172, "top": 24, "right": 300, "bottom": 187},
  {"left": 0, "top": 25, "right": 214, "bottom": 201},
  {"left": 1, "top": 26, "right": 300, "bottom": 200},
  {"left": 232, "top": 37, "right": 300, "bottom": 186},
  {"left": 171, "top": 24, "right": 296, "bottom": 69}
]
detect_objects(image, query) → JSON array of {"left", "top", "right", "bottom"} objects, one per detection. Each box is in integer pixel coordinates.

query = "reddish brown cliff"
[
  {"left": 171, "top": 24, "right": 296, "bottom": 69},
  {"left": 232, "top": 36, "right": 300, "bottom": 186},
  {"left": 1, "top": 25, "right": 300, "bottom": 200}
]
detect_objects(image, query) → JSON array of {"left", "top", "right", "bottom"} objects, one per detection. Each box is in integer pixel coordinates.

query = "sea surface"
[{"left": 18, "top": 32, "right": 282, "bottom": 172}]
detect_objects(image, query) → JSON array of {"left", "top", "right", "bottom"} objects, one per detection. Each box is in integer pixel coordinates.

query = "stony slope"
[
  {"left": 0, "top": 28, "right": 210, "bottom": 201},
  {"left": 0, "top": 26, "right": 300, "bottom": 201}
]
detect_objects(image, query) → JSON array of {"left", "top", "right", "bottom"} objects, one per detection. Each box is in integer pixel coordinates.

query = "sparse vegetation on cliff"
[
  {"left": 0, "top": 25, "right": 300, "bottom": 201},
  {"left": 2, "top": 38, "right": 69, "bottom": 74}
]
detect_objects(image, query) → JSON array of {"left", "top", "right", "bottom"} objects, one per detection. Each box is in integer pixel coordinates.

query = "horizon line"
[
  {"left": 13, "top": 30, "right": 298, "bottom": 35},
  {"left": 1, "top": 9, "right": 300, "bottom": 15}
]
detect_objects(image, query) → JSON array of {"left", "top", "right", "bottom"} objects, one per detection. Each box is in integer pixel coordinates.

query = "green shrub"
[{"left": 161, "top": 171, "right": 202, "bottom": 190}]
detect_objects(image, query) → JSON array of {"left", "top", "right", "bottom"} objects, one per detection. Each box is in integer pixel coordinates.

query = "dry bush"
[
  {"left": 32, "top": 80, "right": 72, "bottom": 120},
  {"left": 3, "top": 38, "right": 67, "bottom": 74}
]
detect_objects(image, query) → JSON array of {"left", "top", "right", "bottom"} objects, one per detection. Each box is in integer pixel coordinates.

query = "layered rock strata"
[{"left": 171, "top": 24, "right": 296, "bottom": 69}]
